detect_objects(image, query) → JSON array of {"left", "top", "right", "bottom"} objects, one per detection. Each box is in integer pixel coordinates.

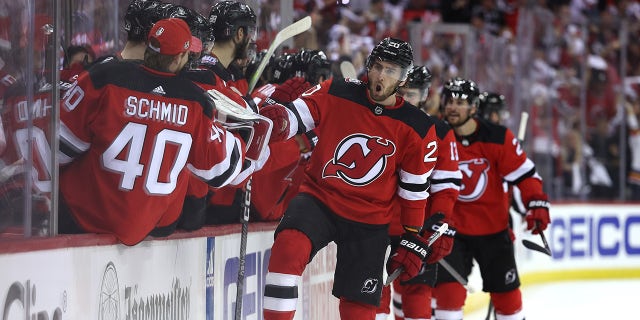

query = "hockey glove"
[
  {"left": 387, "top": 232, "right": 430, "bottom": 282},
  {"left": 525, "top": 197, "right": 551, "bottom": 234},
  {"left": 294, "top": 130, "right": 318, "bottom": 153},
  {"left": 259, "top": 104, "right": 290, "bottom": 142},
  {"left": 422, "top": 220, "right": 456, "bottom": 264},
  {"left": 270, "top": 77, "right": 311, "bottom": 103}
]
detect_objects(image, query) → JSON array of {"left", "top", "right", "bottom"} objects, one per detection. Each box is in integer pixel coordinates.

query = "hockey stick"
[
  {"left": 385, "top": 222, "right": 449, "bottom": 286},
  {"left": 235, "top": 178, "right": 252, "bottom": 320},
  {"left": 247, "top": 16, "right": 312, "bottom": 93},
  {"left": 522, "top": 222, "right": 552, "bottom": 256},
  {"left": 437, "top": 259, "right": 474, "bottom": 293},
  {"left": 515, "top": 111, "right": 552, "bottom": 257},
  {"left": 339, "top": 60, "right": 357, "bottom": 79}
]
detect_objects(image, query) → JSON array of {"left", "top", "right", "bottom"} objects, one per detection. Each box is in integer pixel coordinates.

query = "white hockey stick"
[
  {"left": 339, "top": 60, "right": 357, "bottom": 79},
  {"left": 247, "top": 16, "right": 312, "bottom": 93},
  {"left": 385, "top": 222, "right": 449, "bottom": 286},
  {"left": 517, "top": 111, "right": 529, "bottom": 142}
]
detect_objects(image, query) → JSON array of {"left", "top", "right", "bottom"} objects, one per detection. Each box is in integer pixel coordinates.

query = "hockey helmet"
[
  {"left": 208, "top": 1, "right": 257, "bottom": 42},
  {"left": 123, "top": 0, "right": 164, "bottom": 42},
  {"left": 271, "top": 53, "right": 297, "bottom": 84},
  {"left": 366, "top": 37, "right": 414, "bottom": 81},
  {"left": 478, "top": 91, "right": 506, "bottom": 122},
  {"left": 441, "top": 77, "right": 480, "bottom": 108},
  {"left": 295, "top": 49, "right": 332, "bottom": 85}
]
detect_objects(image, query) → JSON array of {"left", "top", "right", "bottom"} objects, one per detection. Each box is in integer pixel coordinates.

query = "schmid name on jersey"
[
  {"left": 14, "top": 98, "right": 52, "bottom": 122},
  {"left": 125, "top": 96, "right": 189, "bottom": 126}
]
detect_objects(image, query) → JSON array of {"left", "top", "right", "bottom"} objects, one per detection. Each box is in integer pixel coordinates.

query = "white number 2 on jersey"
[{"left": 102, "top": 123, "right": 192, "bottom": 195}]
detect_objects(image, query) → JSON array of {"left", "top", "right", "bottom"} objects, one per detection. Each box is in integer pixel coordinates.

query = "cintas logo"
[
  {"left": 322, "top": 134, "right": 395, "bottom": 186},
  {"left": 1, "top": 280, "right": 64, "bottom": 320}
]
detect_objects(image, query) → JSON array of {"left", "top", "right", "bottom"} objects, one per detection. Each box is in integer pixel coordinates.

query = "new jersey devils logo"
[
  {"left": 323, "top": 134, "right": 396, "bottom": 186},
  {"left": 458, "top": 158, "right": 490, "bottom": 201}
]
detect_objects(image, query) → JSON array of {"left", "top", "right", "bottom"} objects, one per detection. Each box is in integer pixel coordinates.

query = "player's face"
[
  {"left": 367, "top": 60, "right": 405, "bottom": 103},
  {"left": 398, "top": 87, "right": 423, "bottom": 107},
  {"left": 443, "top": 97, "right": 474, "bottom": 127}
]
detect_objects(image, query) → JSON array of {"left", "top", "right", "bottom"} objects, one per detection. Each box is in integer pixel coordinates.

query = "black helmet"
[
  {"left": 405, "top": 65, "right": 432, "bottom": 90},
  {"left": 123, "top": 0, "right": 164, "bottom": 42},
  {"left": 478, "top": 91, "right": 506, "bottom": 121},
  {"left": 366, "top": 37, "right": 414, "bottom": 80},
  {"left": 208, "top": 1, "right": 257, "bottom": 42},
  {"left": 164, "top": 5, "right": 214, "bottom": 43},
  {"left": 295, "top": 49, "right": 332, "bottom": 85},
  {"left": 441, "top": 77, "right": 480, "bottom": 107},
  {"left": 272, "top": 52, "right": 297, "bottom": 84}
]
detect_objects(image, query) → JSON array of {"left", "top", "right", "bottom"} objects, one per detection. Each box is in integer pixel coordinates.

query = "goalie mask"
[{"left": 366, "top": 37, "right": 414, "bottom": 82}]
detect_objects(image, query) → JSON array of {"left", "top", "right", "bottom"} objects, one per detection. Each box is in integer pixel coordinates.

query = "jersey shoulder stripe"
[
  {"left": 434, "top": 117, "right": 452, "bottom": 139},
  {"left": 327, "top": 78, "right": 436, "bottom": 138}
]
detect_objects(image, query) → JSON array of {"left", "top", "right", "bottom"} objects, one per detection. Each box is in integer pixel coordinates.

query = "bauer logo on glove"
[{"left": 399, "top": 238, "right": 429, "bottom": 258}]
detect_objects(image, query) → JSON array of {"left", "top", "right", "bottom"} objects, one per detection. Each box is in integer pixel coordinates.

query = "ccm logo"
[{"left": 400, "top": 239, "right": 428, "bottom": 258}]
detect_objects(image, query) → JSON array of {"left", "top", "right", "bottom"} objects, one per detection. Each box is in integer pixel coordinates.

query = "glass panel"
[{"left": 0, "top": 0, "right": 58, "bottom": 239}]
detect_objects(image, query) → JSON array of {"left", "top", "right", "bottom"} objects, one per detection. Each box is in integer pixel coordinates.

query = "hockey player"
[
  {"left": 477, "top": 91, "right": 507, "bottom": 125},
  {"left": 259, "top": 38, "right": 442, "bottom": 320},
  {"left": 377, "top": 65, "right": 462, "bottom": 320},
  {"left": 434, "top": 78, "right": 551, "bottom": 320},
  {"left": 57, "top": 18, "right": 252, "bottom": 245},
  {"left": 201, "top": 0, "right": 257, "bottom": 95}
]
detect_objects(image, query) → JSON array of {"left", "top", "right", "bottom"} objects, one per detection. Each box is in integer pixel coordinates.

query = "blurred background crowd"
[{"left": 1, "top": 0, "right": 639, "bottom": 238}]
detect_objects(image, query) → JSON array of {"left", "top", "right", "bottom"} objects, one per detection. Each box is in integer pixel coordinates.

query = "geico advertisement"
[
  {"left": 209, "top": 232, "right": 340, "bottom": 320},
  {"left": 0, "top": 238, "right": 205, "bottom": 320},
  {"left": 208, "top": 232, "right": 273, "bottom": 320},
  {"left": 518, "top": 204, "right": 640, "bottom": 270}
]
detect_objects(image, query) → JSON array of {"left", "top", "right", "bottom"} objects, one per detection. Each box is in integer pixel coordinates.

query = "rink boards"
[{"left": 1, "top": 204, "right": 639, "bottom": 319}]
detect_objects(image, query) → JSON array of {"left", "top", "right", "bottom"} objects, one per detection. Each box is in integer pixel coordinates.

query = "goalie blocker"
[{"left": 207, "top": 89, "right": 273, "bottom": 166}]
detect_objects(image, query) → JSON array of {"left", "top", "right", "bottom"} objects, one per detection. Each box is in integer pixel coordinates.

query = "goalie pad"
[{"left": 207, "top": 89, "right": 273, "bottom": 163}]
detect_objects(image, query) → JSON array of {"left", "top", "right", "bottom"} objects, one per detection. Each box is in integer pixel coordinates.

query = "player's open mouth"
[{"left": 375, "top": 84, "right": 383, "bottom": 93}]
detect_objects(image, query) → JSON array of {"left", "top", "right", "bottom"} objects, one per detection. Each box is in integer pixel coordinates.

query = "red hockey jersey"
[
  {"left": 59, "top": 61, "right": 246, "bottom": 245},
  {"left": 454, "top": 118, "right": 544, "bottom": 235},
  {"left": 284, "top": 78, "right": 439, "bottom": 228}
]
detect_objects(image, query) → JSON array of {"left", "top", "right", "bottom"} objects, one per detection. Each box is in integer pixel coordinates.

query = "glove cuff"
[
  {"left": 400, "top": 233, "right": 429, "bottom": 260},
  {"left": 527, "top": 199, "right": 550, "bottom": 210}
]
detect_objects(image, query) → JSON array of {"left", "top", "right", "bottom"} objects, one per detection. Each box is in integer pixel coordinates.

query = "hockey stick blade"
[
  {"left": 248, "top": 16, "right": 312, "bottom": 92},
  {"left": 522, "top": 239, "right": 551, "bottom": 256},
  {"left": 384, "top": 223, "right": 449, "bottom": 286},
  {"left": 339, "top": 60, "right": 357, "bottom": 79}
]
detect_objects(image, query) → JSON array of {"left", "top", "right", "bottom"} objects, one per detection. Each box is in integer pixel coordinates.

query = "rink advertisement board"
[
  {"left": 0, "top": 237, "right": 205, "bottom": 319},
  {"left": 516, "top": 203, "right": 640, "bottom": 274}
]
